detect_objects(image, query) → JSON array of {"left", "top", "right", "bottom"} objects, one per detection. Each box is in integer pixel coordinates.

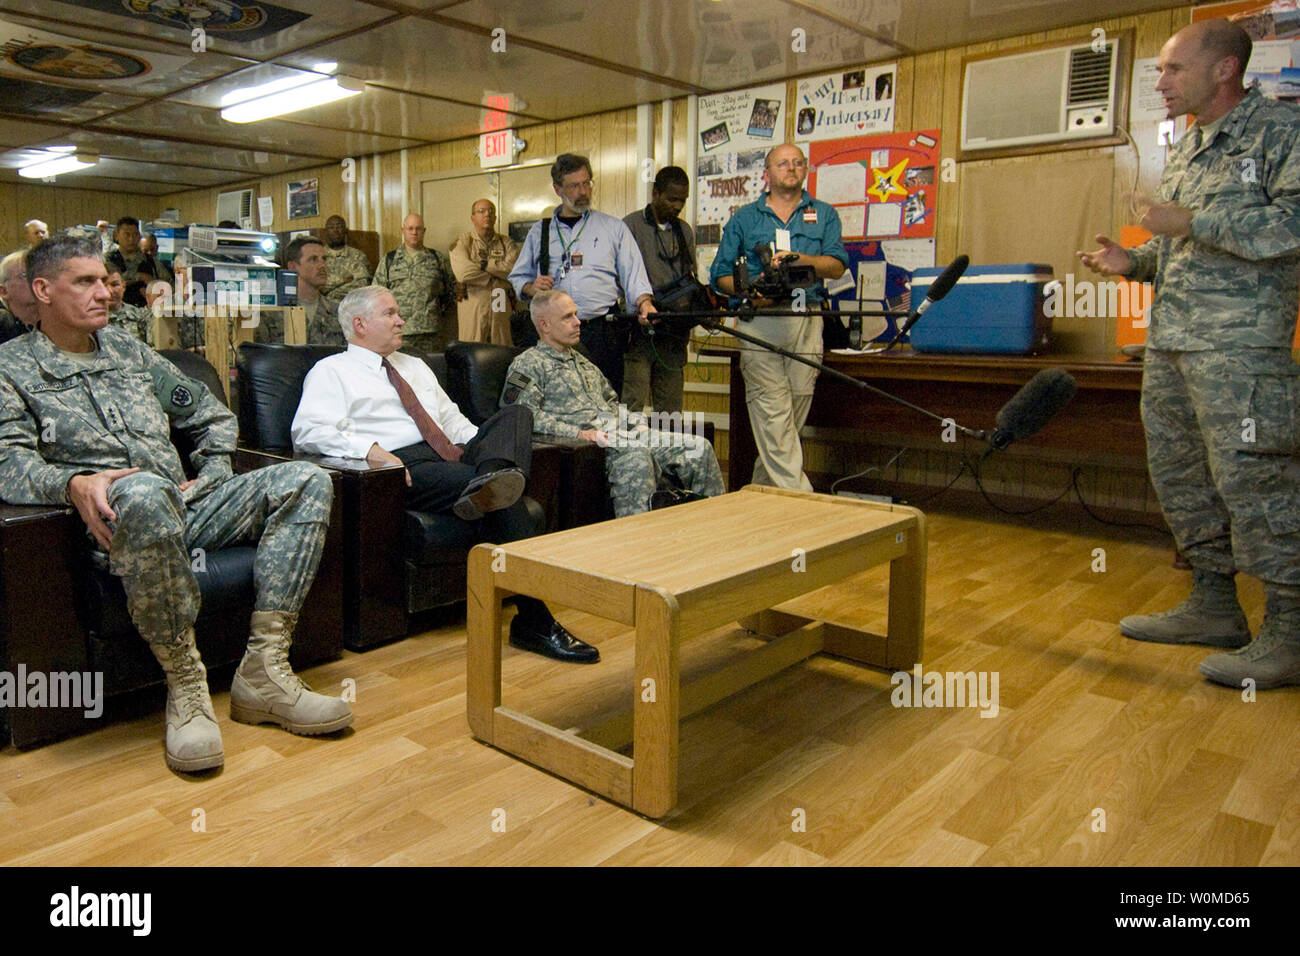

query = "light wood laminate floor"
[{"left": 2, "top": 507, "right": 1296, "bottom": 866}]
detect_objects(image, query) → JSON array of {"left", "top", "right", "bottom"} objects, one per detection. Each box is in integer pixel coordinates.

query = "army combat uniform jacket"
[
  {"left": 0, "top": 325, "right": 332, "bottom": 641},
  {"left": 372, "top": 246, "right": 455, "bottom": 337},
  {"left": 1125, "top": 87, "right": 1300, "bottom": 350},
  {"left": 0, "top": 325, "right": 234, "bottom": 504},
  {"left": 321, "top": 244, "right": 372, "bottom": 306},
  {"left": 501, "top": 342, "right": 723, "bottom": 516}
]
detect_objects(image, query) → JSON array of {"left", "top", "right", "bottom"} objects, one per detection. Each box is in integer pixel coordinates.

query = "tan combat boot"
[
  {"left": 148, "top": 629, "right": 224, "bottom": 772},
  {"left": 230, "top": 610, "right": 353, "bottom": 734}
]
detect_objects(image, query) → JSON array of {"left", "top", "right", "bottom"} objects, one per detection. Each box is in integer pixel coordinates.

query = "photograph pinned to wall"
[
  {"left": 794, "top": 63, "right": 897, "bottom": 143},
  {"left": 288, "top": 178, "right": 319, "bottom": 220},
  {"left": 746, "top": 98, "right": 782, "bottom": 138},
  {"left": 808, "top": 129, "right": 940, "bottom": 240},
  {"left": 696, "top": 83, "right": 787, "bottom": 154},
  {"left": 1193, "top": 0, "right": 1300, "bottom": 105}
]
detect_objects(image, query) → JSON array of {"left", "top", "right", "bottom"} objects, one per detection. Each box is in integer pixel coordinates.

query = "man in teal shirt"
[{"left": 710, "top": 143, "right": 848, "bottom": 491}]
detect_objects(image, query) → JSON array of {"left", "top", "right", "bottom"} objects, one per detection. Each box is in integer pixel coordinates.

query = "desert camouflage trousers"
[
  {"left": 1142, "top": 348, "right": 1300, "bottom": 586},
  {"left": 106, "top": 461, "right": 332, "bottom": 643}
]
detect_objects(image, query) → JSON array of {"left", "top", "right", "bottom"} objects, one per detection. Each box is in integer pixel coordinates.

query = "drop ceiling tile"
[
  {"left": 0, "top": 10, "right": 258, "bottom": 96},
  {"left": 277, "top": 16, "right": 691, "bottom": 118},
  {"left": 0, "top": 117, "right": 74, "bottom": 148},
  {"left": 96, "top": 100, "right": 422, "bottom": 157},
  {"left": 57, "top": 129, "right": 315, "bottom": 173},
  {"left": 0, "top": 0, "right": 395, "bottom": 60},
  {"left": 438, "top": 0, "right": 898, "bottom": 90}
]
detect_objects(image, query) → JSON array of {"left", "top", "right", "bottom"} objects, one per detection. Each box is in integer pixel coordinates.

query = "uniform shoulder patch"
[
  {"left": 502, "top": 369, "right": 532, "bottom": 405},
  {"left": 170, "top": 384, "right": 194, "bottom": 409}
]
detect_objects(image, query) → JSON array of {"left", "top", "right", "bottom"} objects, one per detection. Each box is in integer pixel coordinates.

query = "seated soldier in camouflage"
[
  {"left": 105, "top": 260, "right": 155, "bottom": 346},
  {"left": 0, "top": 235, "right": 352, "bottom": 774},
  {"left": 502, "top": 290, "right": 724, "bottom": 517}
]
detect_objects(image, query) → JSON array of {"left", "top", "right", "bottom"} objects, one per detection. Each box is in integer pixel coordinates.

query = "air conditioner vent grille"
[{"left": 1068, "top": 45, "right": 1113, "bottom": 104}]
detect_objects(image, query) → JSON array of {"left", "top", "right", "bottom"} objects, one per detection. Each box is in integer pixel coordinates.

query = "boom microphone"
[
  {"left": 885, "top": 253, "right": 969, "bottom": 351},
  {"left": 987, "top": 368, "right": 1077, "bottom": 450}
]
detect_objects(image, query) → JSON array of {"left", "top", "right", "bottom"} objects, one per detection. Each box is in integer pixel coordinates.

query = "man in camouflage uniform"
[
  {"left": 1080, "top": 19, "right": 1300, "bottom": 690},
  {"left": 319, "top": 215, "right": 371, "bottom": 308},
  {"left": 372, "top": 213, "right": 455, "bottom": 354},
  {"left": 0, "top": 250, "right": 34, "bottom": 345},
  {"left": 283, "top": 236, "right": 343, "bottom": 346},
  {"left": 105, "top": 260, "right": 155, "bottom": 346},
  {"left": 502, "top": 290, "right": 723, "bottom": 517},
  {"left": 0, "top": 235, "right": 351, "bottom": 773}
]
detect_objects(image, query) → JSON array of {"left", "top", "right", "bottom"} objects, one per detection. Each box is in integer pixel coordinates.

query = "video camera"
[{"left": 731, "top": 243, "right": 818, "bottom": 309}]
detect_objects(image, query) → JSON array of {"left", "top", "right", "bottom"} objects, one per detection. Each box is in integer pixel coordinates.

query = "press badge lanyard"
[{"left": 556, "top": 212, "right": 589, "bottom": 277}]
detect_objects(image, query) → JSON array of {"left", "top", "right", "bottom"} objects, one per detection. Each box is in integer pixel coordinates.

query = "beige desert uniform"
[{"left": 449, "top": 230, "right": 520, "bottom": 345}]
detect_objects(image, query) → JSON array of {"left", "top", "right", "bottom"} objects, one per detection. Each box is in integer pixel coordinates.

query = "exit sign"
[{"left": 479, "top": 129, "right": 515, "bottom": 168}]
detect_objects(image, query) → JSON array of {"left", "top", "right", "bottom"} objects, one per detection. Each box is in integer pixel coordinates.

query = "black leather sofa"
[{"left": 0, "top": 350, "right": 345, "bottom": 750}]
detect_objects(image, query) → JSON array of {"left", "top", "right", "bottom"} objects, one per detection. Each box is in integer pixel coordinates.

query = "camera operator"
[
  {"left": 622, "top": 166, "right": 707, "bottom": 413},
  {"left": 709, "top": 143, "right": 847, "bottom": 491}
]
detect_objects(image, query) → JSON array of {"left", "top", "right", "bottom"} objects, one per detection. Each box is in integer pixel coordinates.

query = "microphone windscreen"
[
  {"left": 923, "top": 254, "right": 969, "bottom": 303},
  {"left": 994, "top": 368, "right": 1077, "bottom": 441}
]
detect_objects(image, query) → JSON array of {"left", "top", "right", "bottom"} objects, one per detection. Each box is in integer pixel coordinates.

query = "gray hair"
[
  {"left": 26, "top": 234, "right": 102, "bottom": 283},
  {"left": 0, "top": 250, "right": 26, "bottom": 284},
  {"left": 529, "top": 288, "right": 569, "bottom": 324},
  {"left": 337, "top": 284, "right": 392, "bottom": 341}
]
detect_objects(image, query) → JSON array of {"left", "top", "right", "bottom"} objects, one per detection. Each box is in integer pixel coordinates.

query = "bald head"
[
  {"left": 1184, "top": 18, "right": 1252, "bottom": 79},
  {"left": 1156, "top": 19, "right": 1251, "bottom": 122},
  {"left": 24, "top": 220, "right": 47, "bottom": 248}
]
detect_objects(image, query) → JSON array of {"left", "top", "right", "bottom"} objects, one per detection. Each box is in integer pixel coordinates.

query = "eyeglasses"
[
  {"left": 560, "top": 179, "right": 594, "bottom": 193},
  {"left": 772, "top": 159, "right": 808, "bottom": 171}
]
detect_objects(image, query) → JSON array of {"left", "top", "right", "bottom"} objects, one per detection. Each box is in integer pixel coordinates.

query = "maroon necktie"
[{"left": 382, "top": 358, "right": 463, "bottom": 461}]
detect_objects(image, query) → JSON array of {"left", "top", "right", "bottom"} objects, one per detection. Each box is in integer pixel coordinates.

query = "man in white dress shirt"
[{"left": 290, "top": 285, "right": 598, "bottom": 663}]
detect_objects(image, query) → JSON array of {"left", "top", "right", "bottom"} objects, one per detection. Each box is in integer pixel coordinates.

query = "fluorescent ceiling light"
[
  {"left": 19, "top": 152, "right": 98, "bottom": 178},
  {"left": 221, "top": 74, "right": 363, "bottom": 123}
]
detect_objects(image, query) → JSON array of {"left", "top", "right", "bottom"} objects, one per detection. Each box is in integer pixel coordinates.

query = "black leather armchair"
[
  {"left": 0, "top": 349, "right": 344, "bottom": 750},
  {"left": 237, "top": 343, "right": 558, "bottom": 649}
]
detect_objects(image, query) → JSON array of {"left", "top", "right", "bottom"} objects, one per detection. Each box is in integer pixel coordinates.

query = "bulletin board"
[{"left": 807, "top": 129, "right": 940, "bottom": 240}]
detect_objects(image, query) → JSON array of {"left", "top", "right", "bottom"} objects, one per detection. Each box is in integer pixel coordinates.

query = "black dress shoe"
[
  {"left": 650, "top": 489, "right": 706, "bottom": 510},
  {"left": 454, "top": 467, "right": 525, "bottom": 520},
  {"left": 509, "top": 617, "right": 600, "bottom": 663}
]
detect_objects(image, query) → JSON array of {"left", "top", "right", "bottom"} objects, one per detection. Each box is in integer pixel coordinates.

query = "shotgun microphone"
[
  {"left": 884, "top": 253, "right": 969, "bottom": 351},
  {"left": 987, "top": 368, "right": 1078, "bottom": 450}
]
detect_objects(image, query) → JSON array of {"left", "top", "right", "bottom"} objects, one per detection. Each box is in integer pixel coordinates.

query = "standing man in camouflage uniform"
[
  {"left": 283, "top": 236, "right": 343, "bottom": 346},
  {"left": 0, "top": 250, "right": 34, "bottom": 344},
  {"left": 319, "top": 215, "right": 371, "bottom": 308},
  {"left": 105, "top": 260, "right": 155, "bottom": 346},
  {"left": 1080, "top": 19, "right": 1300, "bottom": 690},
  {"left": 0, "top": 235, "right": 352, "bottom": 773},
  {"left": 449, "top": 199, "right": 519, "bottom": 345},
  {"left": 503, "top": 290, "right": 723, "bottom": 517},
  {"left": 372, "top": 213, "right": 455, "bottom": 354}
]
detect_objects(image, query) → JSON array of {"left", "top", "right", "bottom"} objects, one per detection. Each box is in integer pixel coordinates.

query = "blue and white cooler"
[{"left": 907, "top": 263, "right": 1055, "bottom": 354}]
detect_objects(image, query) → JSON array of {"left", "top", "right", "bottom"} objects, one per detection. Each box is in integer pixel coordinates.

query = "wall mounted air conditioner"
[
  {"left": 961, "top": 35, "right": 1127, "bottom": 157},
  {"left": 215, "top": 188, "right": 255, "bottom": 229}
]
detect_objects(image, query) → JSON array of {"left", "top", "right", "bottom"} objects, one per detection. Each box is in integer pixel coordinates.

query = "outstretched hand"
[{"left": 1076, "top": 235, "right": 1131, "bottom": 277}]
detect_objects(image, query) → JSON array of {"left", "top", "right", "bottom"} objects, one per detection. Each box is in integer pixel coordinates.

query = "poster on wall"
[
  {"left": 694, "top": 83, "right": 787, "bottom": 248},
  {"left": 288, "top": 178, "right": 319, "bottom": 220},
  {"left": 1192, "top": 1, "right": 1300, "bottom": 101},
  {"left": 807, "top": 129, "right": 940, "bottom": 240},
  {"left": 794, "top": 63, "right": 897, "bottom": 143}
]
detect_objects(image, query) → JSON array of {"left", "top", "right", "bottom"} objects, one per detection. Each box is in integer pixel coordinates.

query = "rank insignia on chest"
[{"left": 802, "top": 208, "right": 818, "bottom": 223}]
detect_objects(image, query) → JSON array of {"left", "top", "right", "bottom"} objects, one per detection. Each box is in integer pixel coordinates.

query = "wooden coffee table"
[{"left": 466, "top": 485, "right": 926, "bottom": 818}]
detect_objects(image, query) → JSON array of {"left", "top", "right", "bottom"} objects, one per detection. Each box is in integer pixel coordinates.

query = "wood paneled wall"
[
  {"left": 0, "top": 182, "right": 164, "bottom": 254},
  {"left": 132, "top": 5, "right": 1186, "bottom": 358}
]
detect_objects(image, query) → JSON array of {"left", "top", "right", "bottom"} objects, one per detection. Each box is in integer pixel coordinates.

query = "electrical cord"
[{"left": 830, "top": 446, "right": 906, "bottom": 495}]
